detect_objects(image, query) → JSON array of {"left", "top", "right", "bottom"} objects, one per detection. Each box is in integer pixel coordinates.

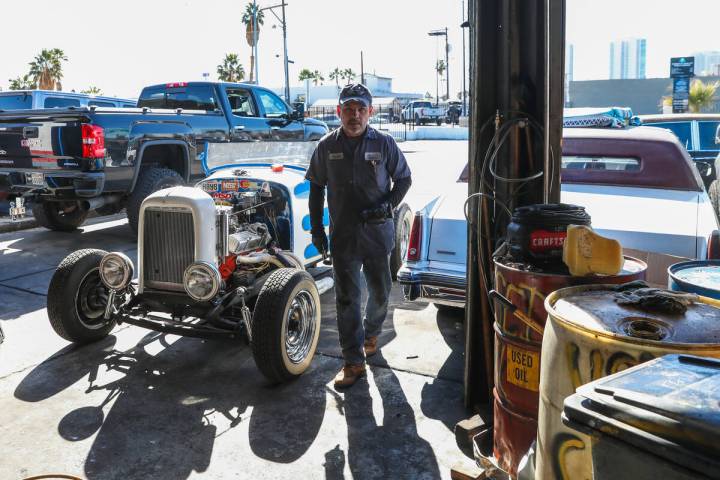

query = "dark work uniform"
[{"left": 306, "top": 126, "right": 411, "bottom": 365}]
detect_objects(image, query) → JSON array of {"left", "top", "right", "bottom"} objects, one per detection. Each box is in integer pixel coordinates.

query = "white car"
[{"left": 399, "top": 126, "right": 720, "bottom": 308}]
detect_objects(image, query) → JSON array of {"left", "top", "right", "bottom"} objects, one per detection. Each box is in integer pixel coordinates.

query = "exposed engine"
[{"left": 208, "top": 179, "right": 302, "bottom": 292}]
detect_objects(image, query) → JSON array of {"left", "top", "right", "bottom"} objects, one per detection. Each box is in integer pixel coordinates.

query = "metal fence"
[{"left": 307, "top": 105, "right": 408, "bottom": 141}]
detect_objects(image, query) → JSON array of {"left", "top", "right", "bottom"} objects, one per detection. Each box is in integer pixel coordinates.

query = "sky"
[{"left": 1, "top": 0, "right": 719, "bottom": 100}]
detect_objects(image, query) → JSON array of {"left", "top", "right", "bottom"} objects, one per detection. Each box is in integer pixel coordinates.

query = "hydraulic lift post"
[{"left": 464, "top": 0, "right": 566, "bottom": 408}]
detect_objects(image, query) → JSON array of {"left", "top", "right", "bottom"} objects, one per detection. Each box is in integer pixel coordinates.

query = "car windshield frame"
[{"left": 203, "top": 141, "right": 317, "bottom": 174}]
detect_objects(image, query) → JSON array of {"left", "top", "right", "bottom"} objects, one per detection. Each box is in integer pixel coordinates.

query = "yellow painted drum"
[{"left": 535, "top": 284, "right": 720, "bottom": 480}]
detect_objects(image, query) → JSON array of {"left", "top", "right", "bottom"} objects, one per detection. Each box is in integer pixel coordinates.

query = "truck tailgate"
[{"left": 0, "top": 112, "right": 86, "bottom": 170}]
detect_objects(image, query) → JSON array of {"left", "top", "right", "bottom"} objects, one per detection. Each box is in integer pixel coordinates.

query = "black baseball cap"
[{"left": 339, "top": 83, "right": 372, "bottom": 107}]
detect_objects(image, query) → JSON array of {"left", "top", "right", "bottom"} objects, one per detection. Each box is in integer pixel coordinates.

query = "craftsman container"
[
  {"left": 563, "top": 354, "right": 720, "bottom": 480},
  {"left": 505, "top": 203, "right": 591, "bottom": 267},
  {"left": 669, "top": 260, "right": 720, "bottom": 300},
  {"left": 488, "top": 257, "right": 646, "bottom": 476},
  {"left": 536, "top": 285, "right": 720, "bottom": 480}
]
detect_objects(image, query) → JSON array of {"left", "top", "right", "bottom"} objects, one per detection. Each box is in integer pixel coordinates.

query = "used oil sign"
[{"left": 507, "top": 345, "right": 540, "bottom": 392}]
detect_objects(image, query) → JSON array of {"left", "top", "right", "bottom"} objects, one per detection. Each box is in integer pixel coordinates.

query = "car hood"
[
  {"left": 425, "top": 183, "right": 712, "bottom": 263},
  {"left": 561, "top": 184, "right": 704, "bottom": 258}
]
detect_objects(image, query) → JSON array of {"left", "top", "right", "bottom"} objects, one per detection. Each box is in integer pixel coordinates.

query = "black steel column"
[{"left": 464, "top": 0, "right": 565, "bottom": 408}]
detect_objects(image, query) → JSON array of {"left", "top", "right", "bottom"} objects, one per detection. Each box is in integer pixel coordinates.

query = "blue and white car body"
[{"left": 399, "top": 126, "right": 720, "bottom": 308}]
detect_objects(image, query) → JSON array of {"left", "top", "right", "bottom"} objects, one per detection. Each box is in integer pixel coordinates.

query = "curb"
[{"left": 0, "top": 217, "right": 38, "bottom": 234}]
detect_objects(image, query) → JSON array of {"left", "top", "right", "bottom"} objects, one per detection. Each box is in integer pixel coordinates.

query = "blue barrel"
[{"left": 668, "top": 260, "right": 720, "bottom": 300}]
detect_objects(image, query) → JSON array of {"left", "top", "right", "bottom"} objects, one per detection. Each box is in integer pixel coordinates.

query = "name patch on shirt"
[
  {"left": 365, "top": 152, "right": 382, "bottom": 162},
  {"left": 329, "top": 152, "right": 344, "bottom": 160}
]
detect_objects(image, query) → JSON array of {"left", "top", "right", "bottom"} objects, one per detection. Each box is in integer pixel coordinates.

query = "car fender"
[{"left": 129, "top": 139, "right": 193, "bottom": 192}]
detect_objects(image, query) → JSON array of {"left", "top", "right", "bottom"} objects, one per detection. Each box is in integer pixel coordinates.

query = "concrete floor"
[{"left": 0, "top": 141, "right": 474, "bottom": 479}]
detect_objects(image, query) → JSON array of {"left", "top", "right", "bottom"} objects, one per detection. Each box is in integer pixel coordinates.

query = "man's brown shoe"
[
  {"left": 364, "top": 336, "right": 379, "bottom": 357},
  {"left": 334, "top": 363, "right": 366, "bottom": 389}
]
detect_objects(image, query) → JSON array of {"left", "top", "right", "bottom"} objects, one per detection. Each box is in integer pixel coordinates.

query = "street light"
[
  {"left": 461, "top": 2, "right": 470, "bottom": 116},
  {"left": 428, "top": 28, "right": 449, "bottom": 103},
  {"left": 260, "top": 1, "right": 291, "bottom": 102}
]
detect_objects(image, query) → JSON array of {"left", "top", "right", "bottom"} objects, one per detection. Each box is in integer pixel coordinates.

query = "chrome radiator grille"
[{"left": 143, "top": 208, "right": 194, "bottom": 289}]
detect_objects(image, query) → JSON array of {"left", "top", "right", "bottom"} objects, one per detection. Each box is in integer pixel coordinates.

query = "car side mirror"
[{"left": 292, "top": 102, "right": 305, "bottom": 120}]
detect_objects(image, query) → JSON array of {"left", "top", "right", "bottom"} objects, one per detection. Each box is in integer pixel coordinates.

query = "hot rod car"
[{"left": 46, "top": 149, "right": 412, "bottom": 383}]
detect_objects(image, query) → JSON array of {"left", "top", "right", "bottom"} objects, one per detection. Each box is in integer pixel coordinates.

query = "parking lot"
[{"left": 0, "top": 140, "right": 471, "bottom": 480}]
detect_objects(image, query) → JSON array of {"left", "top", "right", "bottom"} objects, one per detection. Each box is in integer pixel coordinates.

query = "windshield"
[
  {"left": 412, "top": 102, "right": 432, "bottom": 108},
  {"left": 204, "top": 141, "right": 317, "bottom": 173},
  {"left": 699, "top": 121, "right": 720, "bottom": 151},
  {"left": 0, "top": 94, "right": 32, "bottom": 110}
]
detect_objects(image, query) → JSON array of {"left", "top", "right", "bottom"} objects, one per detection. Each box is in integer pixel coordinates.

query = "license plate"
[
  {"left": 27, "top": 172, "right": 44, "bottom": 186},
  {"left": 506, "top": 344, "right": 540, "bottom": 392},
  {"left": 200, "top": 181, "right": 219, "bottom": 192}
]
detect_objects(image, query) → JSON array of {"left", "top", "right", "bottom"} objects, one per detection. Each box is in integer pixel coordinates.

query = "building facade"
[
  {"left": 609, "top": 38, "right": 647, "bottom": 80},
  {"left": 694, "top": 51, "right": 720, "bottom": 77}
]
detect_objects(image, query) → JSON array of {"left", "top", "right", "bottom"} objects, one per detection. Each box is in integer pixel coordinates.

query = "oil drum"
[
  {"left": 668, "top": 260, "right": 720, "bottom": 300},
  {"left": 535, "top": 284, "right": 720, "bottom": 480},
  {"left": 490, "top": 257, "right": 646, "bottom": 475}
]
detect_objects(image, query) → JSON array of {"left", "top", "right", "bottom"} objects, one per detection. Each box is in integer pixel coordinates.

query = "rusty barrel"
[
  {"left": 490, "top": 257, "right": 646, "bottom": 476},
  {"left": 535, "top": 284, "right": 720, "bottom": 480}
]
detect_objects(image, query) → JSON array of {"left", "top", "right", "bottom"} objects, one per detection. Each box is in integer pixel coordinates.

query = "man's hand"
[
  {"left": 360, "top": 202, "right": 393, "bottom": 224},
  {"left": 312, "top": 229, "right": 329, "bottom": 254}
]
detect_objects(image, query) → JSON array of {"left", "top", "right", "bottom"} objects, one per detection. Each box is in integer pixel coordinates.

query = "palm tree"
[
  {"left": 29, "top": 48, "right": 67, "bottom": 90},
  {"left": 8, "top": 74, "right": 36, "bottom": 90},
  {"left": 342, "top": 68, "right": 356, "bottom": 84},
  {"left": 689, "top": 79, "right": 719, "bottom": 113},
  {"left": 311, "top": 70, "right": 324, "bottom": 86},
  {"left": 329, "top": 67, "right": 343, "bottom": 88},
  {"left": 217, "top": 53, "right": 246, "bottom": 82},
  {"left": 241, "top": 3, "right": 264, "bottom": 83},
  {"left": 297, "top": 69, "right": 314, "bottom": 83},
  {"left": 81, "top": 86, "right": 102, "bottom": 95}
]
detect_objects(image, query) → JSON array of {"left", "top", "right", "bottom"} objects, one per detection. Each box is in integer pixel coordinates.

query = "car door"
[
  {"left": 254, "top": 88, "right": 304, "bottom": 141},
  {"left": 223, "top": 86, "right": 272, "bottom": 142}
]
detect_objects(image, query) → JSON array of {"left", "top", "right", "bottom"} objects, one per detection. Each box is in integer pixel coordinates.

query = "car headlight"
[
  {"left": 183, "top": 262, "right": 222, "bottom": 301},
  {"left": 99, "top": 252, "right": 134, "bottom": 290}
]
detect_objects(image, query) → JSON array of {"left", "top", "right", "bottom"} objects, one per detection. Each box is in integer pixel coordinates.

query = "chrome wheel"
[
  {"left": 400, "top": 215, "right": 411, "bottom": 261},
  {"left": 285, "top": 290, "right": 317, "bottom": 364},
  {"left": 75, "top": 268, "right": 110, "bottom": 330}
]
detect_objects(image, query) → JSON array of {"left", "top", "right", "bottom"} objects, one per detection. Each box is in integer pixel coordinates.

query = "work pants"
[{"left": 332, "top": 253, "right": 392, "bottom": 365}]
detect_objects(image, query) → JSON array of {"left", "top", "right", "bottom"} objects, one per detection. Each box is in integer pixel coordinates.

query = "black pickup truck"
[{"left": 0, "top": 81, "right": 327, "bottom": 231}]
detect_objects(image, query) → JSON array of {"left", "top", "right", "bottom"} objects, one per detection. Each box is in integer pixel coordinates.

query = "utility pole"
[
  {"left": 461, "top": 0, "right": 469, "bottom": 115},
  {"left": 445, "top": 26, "right": 450, "bottom": 101},
  {"left": 281, "top": 0, "right": 290, "bottom": 102},
  {"left": 253, "top": 0, "right": 259, "bottom": 84},
  {"left": 360, "top": 51, "right": 365, "bottom": 84}
]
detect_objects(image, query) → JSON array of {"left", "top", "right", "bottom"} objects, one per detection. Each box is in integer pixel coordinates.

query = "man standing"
[{"left": 305, "top": 84, "right": 412, "bottom": 389}]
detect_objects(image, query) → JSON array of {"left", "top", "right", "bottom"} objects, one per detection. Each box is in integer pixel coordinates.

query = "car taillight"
[
  {"left": 707, "top": 231, "right": 720, "bottom": 259},
  {"left": 81, "top": 124, "right": 105, "bottom": 159},
  {"left": 407, "top": 213, "right": 423, "bottom": 261}
]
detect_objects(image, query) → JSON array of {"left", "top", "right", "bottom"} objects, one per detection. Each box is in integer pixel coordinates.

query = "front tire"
[
  {"left": 47, "top": 249, "right": 116, "bottom": 343},
  {"left": 390, "top": 204, "right": 413, "bottom": 280},
  {"left": 32, "top": 200, "right": 89, "bottom": 231},
  {"left": 251, "top": 268, "right": 321, "bottom": 383},
  {"left": 127, "top": 167, "right": 184, "bottom": 233}
]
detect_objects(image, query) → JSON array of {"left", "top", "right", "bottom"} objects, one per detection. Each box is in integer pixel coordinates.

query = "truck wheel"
[
  {"left": 390, "top": 204, "right": 413, "bottom": 280},
  {"left": 47, "top": 249, "right": 116, "bottom": 343},
  {"left": 251, "top": 268, "right": 321, "bottom": 383},
  {"left": 32, "top": 200, "right": 89, "bottom": 231},
  {"left": 127, "top": 167, "right": 184, "bottom": 233},
  {"left": 710, "top": 180, "right": 720, "bottom": 219}
]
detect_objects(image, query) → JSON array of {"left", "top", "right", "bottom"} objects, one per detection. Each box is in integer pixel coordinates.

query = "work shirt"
[{"left": 306, "top": 126, "right": 411, "bottom": 258}]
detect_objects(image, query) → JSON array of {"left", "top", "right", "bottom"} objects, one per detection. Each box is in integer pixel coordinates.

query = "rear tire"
[
  {"left": 251, "top": 268, "right": 321, "bottom": 383},
  {"left": 47, "top": 249, "right": 116, "bottom": 343},
  {"left": 32, "top": 200, "right": 89, "bottom": 231},
  {"left": 390, "top": 204, "right": 413, "bottom": 280},
  {"left": 127, "top": 167, "right": 184, "bottom": 233},
  {"left": 710, "top": 180, "right": 720, "bottom": 219}
]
